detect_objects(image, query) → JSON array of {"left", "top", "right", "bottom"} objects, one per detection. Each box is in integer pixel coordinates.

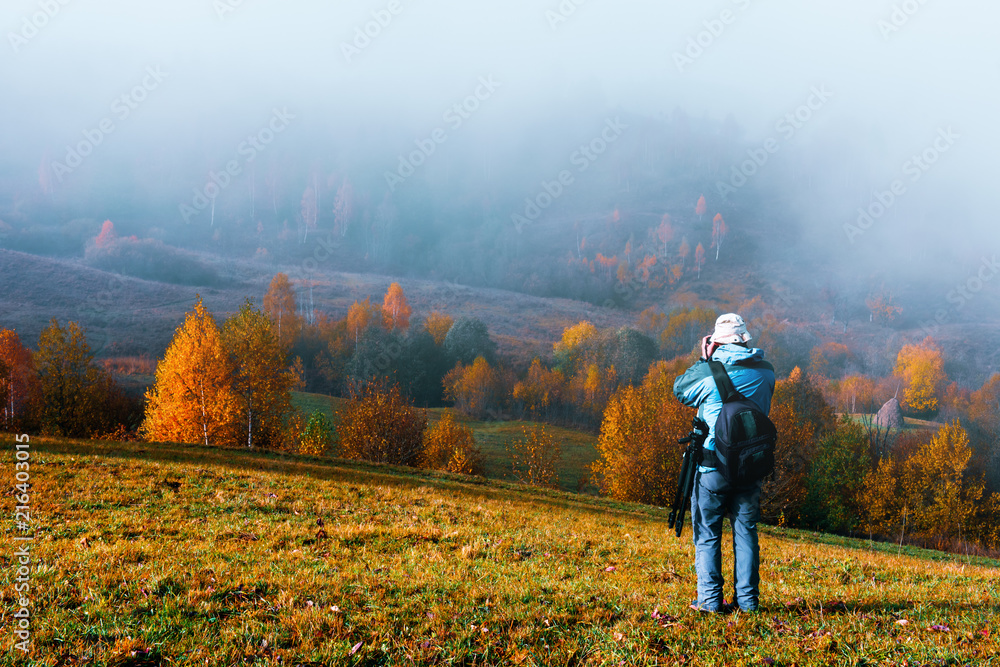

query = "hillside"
[
  {"left": 0, "top": 248, "right": 631, "bottom": 363},
  {"left": 7, "top": 434, "right": 998, "bottom": 665}
]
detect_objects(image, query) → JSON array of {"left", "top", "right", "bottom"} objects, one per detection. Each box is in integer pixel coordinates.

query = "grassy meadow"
[{"left": 2, "top": 434, "right": 998, "bottom": 666}]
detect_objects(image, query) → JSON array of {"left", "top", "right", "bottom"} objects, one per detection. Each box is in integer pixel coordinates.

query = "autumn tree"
[
  {"left": 300, "top": 186, "right": 318, "bottom": 243},
  {"left": 34, "top": 320, "right": 94, "bottom": 436},
  {"left": 512, "top": 358, "right": 565, "bottom": 422},
  {"left": 894, "top": 338, "right": 947, "bottom": 416},
  {"left": 425, "top": 311, "right": 454, "bottom": 346},
  {"left": 421, "top": 413, "right": 484, "bottom": 475},
  {"left": 637, "top": 307, "right": 666, "bottom": 338},
  {"left": 657, "top": 214, "right": 674, "bottom": 257},
  {"left": 678, "top": 237, "right": 690, "bottom": 268},
  {"left": 381, "top": 282, "right": 412, "bottom": 331},
  {"left": 808, "top": 342, "right": 853, "bottom": 379},
  {"left": 659, "top": 307, "right": 717, "bottom": 359},
  {"left": 337, "top": 382, "right": 426, "bottom": 465},
  {"left": 333, "top": 179, "right": 354, "bottom": 238},
  {"left": 694, "top": 243, "right": 706, "bottom": 278},
  {"left": 553, "top": 321, "right": 600, "bottom": 377},
  {"left": 592, "top": 361, "right": 695, "bottom": 505},
  {"left": 142, "top": 297, "right": 240, "bottom": 447},
  {"left": 711, "top": 214, "right": 728, "bottom": 260},
  {"left": 346, "top": 298, "right": 380, "bottom": 351},
  {"left": 760, "top": 368, "right": 834, "bottom": 523},
  {"left": 443, "top": 356, "right": 503, "bottom": 420},
  {"left": 94, "top": 220, "right": 116, "bottom": 249},
  {"left": 866, "top": 286, "right": 903, "bottom": 325},
  {"left": 0, "top": 329, "right": 37, "bottom": 431},
  {"left": 263, "top": 273, "right": 299, "bottom": 347},
  {"left": 695, "top": 195, "right": 707, "bottom": 219},
  {"left": 222, "top": 299, "right": 297, "bottom": 449},
  {"left": 898, "top": 421, "right": 983, "bottom": 542},
  {"left": 510, "top": 424, "right": 561, "bottom": 489}
]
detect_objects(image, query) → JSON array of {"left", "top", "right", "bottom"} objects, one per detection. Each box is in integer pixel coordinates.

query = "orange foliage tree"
[
  {"left": 694, "top": 243, "right": 706, "bottom": 278},
  {"left": 695, "top": 195, "right": 706, "bottom": 218},
  {"left": 659, "top": 307, "right": 717, "bottom": 359},
  {"left": 424, "top": 311, "right": 454, "bottom": 346},
  {"left": 346, "top": 298, "right": 380, "bottom": 351},
  {"left": 808, "top": 342, "right": 853, "bottom": 379},
  {"left": 512, "top": 358, "right": 565, "bottom": 422},
  {"left": 443, "top": 357, "right": 503, "bottom": 420},
  {"left": 760, "top": 368, "right": 834, "bottom": 523},
  {"left": 142, "top": 297, "right": 240, "bottom": 447},
  {"left": 263, "top": 273, "right": 300, "bottom": 347},
  {"left": 0, "top": 329, "right": 36, "bottom": 430},
  {"left": 894, "top": 338, "right": 947, "bottom": 416},
  {"left": 382, "top": 282, "right": 412, "bottom": 330},
  {"left": 95, "top": 220, "right": 116, "bottom": 249},
  {"left": 637, "top": 307, "right": 666, "bottom": 337},
  {"left": 592, "top": 360, "right": 695, "bottom": 505}
]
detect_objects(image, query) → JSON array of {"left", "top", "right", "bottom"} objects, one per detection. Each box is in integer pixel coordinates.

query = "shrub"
[
  {"left": 337, "top": 383, "right": 426, "bottom": 465},
  {"left": 421, "top": 413, "right": 484, "bottom": 476},
  {"left": 299, "top": 410, "right": 333, "bottom": 456},
  {"left": 510, "top": 424, "right": 561, "bottom": 489}
]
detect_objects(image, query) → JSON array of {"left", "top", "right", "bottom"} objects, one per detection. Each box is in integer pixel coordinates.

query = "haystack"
[{"left": 874, "top": 397, "right": 904, "bottom": 429}]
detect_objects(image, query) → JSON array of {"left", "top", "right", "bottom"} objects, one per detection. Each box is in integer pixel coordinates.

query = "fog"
[{"left": 2, "top": 0, "right": 999, "bottom": 295}]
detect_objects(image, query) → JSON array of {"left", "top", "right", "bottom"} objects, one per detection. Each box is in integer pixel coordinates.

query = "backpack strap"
[{"left": 707, "top": 360, "right": 745, "bottom": 404}]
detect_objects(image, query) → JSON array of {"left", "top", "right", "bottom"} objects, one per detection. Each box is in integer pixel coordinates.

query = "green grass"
[
  {"left": 4, "top": 434, "right": 999, "bottom": 666},
  {"left": 292, "top": 392, "right": 600, "bottom": 494}
]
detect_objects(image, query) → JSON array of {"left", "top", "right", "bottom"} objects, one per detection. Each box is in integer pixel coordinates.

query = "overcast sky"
[{"left": 2, "top": 0, "right": 997, "bottom": 249}]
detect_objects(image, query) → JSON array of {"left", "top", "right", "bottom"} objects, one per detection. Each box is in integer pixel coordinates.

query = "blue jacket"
[{"left": 672, "top": 344, "right": 775, "bottom": 472}]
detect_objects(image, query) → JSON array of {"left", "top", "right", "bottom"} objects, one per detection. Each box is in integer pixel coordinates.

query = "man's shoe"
[{"left": 689, "top": 599, "right": 731, "bottom": 614}]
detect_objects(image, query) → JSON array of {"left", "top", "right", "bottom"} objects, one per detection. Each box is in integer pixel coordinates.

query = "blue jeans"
[{"left": 690, "top": 468, "right": 762, "bottom": 611}]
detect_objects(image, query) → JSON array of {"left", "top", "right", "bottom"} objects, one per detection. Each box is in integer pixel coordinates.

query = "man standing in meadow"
[{"left": 673, "top": 313, "right": 775, "bottom": 613}]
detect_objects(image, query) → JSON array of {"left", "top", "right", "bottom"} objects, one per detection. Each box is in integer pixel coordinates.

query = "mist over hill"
[{"left": 1, "top": 0, "right": 998, "bottom": 384}]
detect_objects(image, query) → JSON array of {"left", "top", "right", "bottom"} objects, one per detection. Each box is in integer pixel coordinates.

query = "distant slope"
[
  {"left": 1, "top": 249, "right": 631, "bottom": 360},
  {"left": 14, "top": 434, "right": 1000, "bottom": 665}
]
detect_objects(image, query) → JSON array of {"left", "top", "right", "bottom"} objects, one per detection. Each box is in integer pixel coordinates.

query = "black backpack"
[{"left": 704, "top": 360, "right": 777, "bottom": 486}]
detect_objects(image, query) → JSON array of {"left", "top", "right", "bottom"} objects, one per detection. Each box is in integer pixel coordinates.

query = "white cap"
[{"left": 709, "top": 313, "right": 752, "bottom": 344}]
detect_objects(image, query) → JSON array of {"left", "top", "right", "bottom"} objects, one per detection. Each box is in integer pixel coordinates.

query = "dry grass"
[{"left": 2, "top": 434, "right": 998, "bottom": 666}]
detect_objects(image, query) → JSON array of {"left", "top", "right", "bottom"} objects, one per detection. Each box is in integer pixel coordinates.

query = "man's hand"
[{"left": 700, "top": 335, "right": 719, "bottom": 360}]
